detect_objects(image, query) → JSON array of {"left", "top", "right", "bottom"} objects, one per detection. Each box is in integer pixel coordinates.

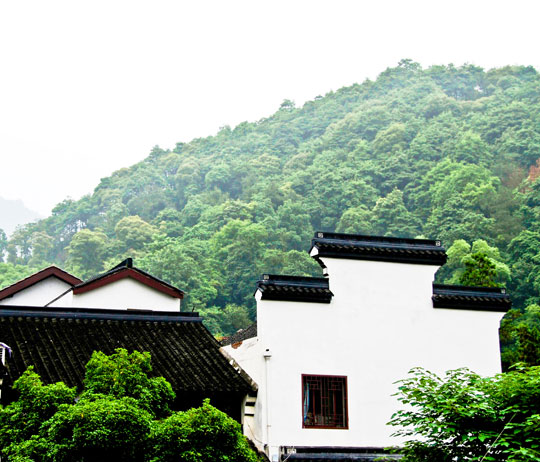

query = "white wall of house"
[
  {"left": 226, "top": 257, "right": 505, "bottom": 460},
  {"left": 225, "top": 337, "right": 265, "bottom": 447},
  {"left": 50, "top": 278, "right": 181, "bottom": 311},
  {"left": 0, "top": 277, "right": 73, "bottom": 306}
]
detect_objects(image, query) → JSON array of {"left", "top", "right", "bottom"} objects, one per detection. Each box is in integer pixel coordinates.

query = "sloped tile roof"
[
  {"left": 0, "top": 266, "right": 82, "bottom": 301},
  {"left": 221, "top": 322, "right": 258, "bottom": 346},
  {"left": 310, "top": 232, "right": 447, "bottom": 266},
  {"left": 256, "top": 275, "right": 333, "bottom": 303},
  {"left": 432, "top": 284, "right": 511, "bottom": 312},
  {"left": 0, "top": 306, "right": 254, "bottom": 394}
]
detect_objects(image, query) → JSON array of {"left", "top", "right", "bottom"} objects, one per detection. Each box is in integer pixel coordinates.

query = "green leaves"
[
  {"left": 0, "top": 350, "right": 261, "bottom": 462},
  {"left": 83, "top": 349, "right": 175, "bottom": 418},
  {"left": 390, "top": 367, "right": 540, "bottom": 462},
  {"left": 151, "top": 399, "right": 258, "bottom": 462}
]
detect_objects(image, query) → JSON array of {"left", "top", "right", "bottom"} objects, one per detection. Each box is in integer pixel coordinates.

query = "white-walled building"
[
  {"left": 224, "top": 232, "right": 510, "bottom": 462},
  {"left": 0, "top": 266, "right": 82, "bottom": 307},
  {"left": 0, "top": 258, "right": 184, "bottom": 311}
]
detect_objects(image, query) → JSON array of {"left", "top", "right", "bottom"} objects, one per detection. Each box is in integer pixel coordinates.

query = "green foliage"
[
  {"left": 440, "top": 239, "right": 510, "bottom": 287},
  {"left": 459, "top": 252, "right": 499, "bottom": 287},
  {"left": 65, "top": 228, "right": 108, "bottom": 278},
  {"left": 0, "top": 350, "right": 261, "bottom": 462},
  {"left": 34, "top": 396, "right": 153, "bottom": 462},
  {"left": 0, "top": 367, "right": 77, "bottom": 459},
  {"left": 83, "top": 349, "right": 175, "bottom": 418},
  {"left": 390, "top": 366, "right": 540, "bottom": 461},
  {"left": 501, "top": 306, "right": 540, "bottom": 369},
  {"left": 114, "top": 215, "right": 157, "bottom": 251},
  {"left": 0, "top": 262, "right": 39, "bottom": 290},
  {"left": 151, "top": 399, "right": 258, "bottom": 462}
]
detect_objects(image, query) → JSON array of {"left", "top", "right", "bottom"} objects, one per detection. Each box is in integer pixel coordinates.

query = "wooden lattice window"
[{"left": 302, "top": 374, "right": 348, "bottom": 429}]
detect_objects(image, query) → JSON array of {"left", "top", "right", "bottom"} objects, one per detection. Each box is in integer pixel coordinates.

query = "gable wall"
[
  {"left": 50, "top": 278, "right": 180, "bottom": 311},
  {"left": 0, "top": 277, "right": 73, "bottom": 306}
]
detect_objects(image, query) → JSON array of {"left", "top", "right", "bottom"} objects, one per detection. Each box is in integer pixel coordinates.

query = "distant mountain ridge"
[{"left": 0, "top": 197, "right": 41, "bottom": 236}]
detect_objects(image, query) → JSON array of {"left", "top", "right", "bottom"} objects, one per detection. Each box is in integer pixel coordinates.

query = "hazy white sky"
[{"left": 1, "top": 0, "right": 539, "bottom": 216}]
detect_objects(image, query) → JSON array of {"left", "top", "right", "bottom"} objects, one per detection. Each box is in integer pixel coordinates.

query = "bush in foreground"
[
  {"left": 0, "top": 349, "right": 260, "bottom": 462},
  {"left": 389, "top": 366, "right": 540, "bottom": 461}
]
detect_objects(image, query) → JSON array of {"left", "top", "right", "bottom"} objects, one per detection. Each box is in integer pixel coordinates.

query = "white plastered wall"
[
  {"left": 50, "top": 277, "right": 181, "bottom": 311},
  {"left": 224, "top": 337, "right": 265, "bottom": 449},
  {"left": 227, "top": 257, "right": 505, "bottom": 460},
  {"left": 0, "top": 277, "right": 73, "bottom": 306}
]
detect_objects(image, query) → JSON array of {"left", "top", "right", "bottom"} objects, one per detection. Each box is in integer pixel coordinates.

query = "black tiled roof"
[
  {"left": 221, "top": 322, "right": 258, "bottom": 346},
  {"left": 256, "top": 275, "right": 333, "bottom": 303},
  {"left": 432, "top": 284, "right": 511, "bottom": 312},
  {"left": 310, "top": 232, "right": 447, "bottom": 266},
  {"left": 0, "top": 306, "right": 254, "bottom": 395}
]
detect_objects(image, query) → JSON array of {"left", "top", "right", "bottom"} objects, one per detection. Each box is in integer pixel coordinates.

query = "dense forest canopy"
[{"left": 2, "top": 60, "right": 540, "bottom": 361}]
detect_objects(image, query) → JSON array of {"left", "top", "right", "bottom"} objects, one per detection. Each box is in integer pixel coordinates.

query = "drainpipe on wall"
[{"left": 263, "top": 348, "right": 273, "bottom": 459}]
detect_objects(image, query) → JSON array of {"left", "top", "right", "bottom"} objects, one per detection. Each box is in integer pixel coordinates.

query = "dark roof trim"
[
  {"left": 310, "top": 232, "right": 447, "bottom": 266},
  {"left": 432, "top": 284, "right": 511, "bottom": 312},
  {"left": 256, "top": 274, "right": 333, "bottom": 304},
  {"left": 0, "top": 305, "right": 200, "bottom": 322},
  {"left": 73, "top": 266, "right": 184, "bottom": 299},
  {"left": 0, "top": 266, "right": 82, "bottom": 301},
  {"left": 280, "top": 447, "right": 402, "bottom": 460}
]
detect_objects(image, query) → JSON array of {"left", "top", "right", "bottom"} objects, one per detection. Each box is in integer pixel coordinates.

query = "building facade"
[{"left": 224, "top": 232, "right": 510, "bottom": 461}]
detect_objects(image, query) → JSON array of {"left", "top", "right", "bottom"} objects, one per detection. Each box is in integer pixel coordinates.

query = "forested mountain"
[{"left": 2, "top": 60, "right": 540, "bottom": 362}]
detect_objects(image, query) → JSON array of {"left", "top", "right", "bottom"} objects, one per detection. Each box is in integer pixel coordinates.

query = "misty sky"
[{"left": 1, "top": 0, "right": 539, "bottom": 217}]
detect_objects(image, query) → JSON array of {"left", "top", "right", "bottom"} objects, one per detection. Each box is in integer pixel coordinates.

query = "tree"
[
  {"left": 459, "top": 252, "right": 498, "bottom": 287},
  {"left": 0, "top": 228, "right": 7, "bottom": 261},
  {"left": 440, "top": 239, "right": 510, "bottom": 287},
  {"left": 0, "top": 349, "right": 261, "bottom": 462},
  {"left": 500, "top": 305, "right": 540, "bottom": 369},
  {"left": 151, "top": 399, "right": 258, "bottom": 462},
  {"left": 0, "top": 367, "right": 77, "bottom": 460},
  {"left": 389, "top": 366, "right": 540, "bottom": 461},
  {"left": 28, "top": 231, "right": 54, "bottom": 266},
  {"left": 83, "top": 349, "right": 175, "bottom": 418},
  {"left": 65, "top": 228, "right": 108, "bottom": 278},
  {"left": 114, "top": 215, "right": 157, "bottom": 251}
]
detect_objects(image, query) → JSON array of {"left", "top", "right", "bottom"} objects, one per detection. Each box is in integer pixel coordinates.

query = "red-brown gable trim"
[
  {"left": 72, "top": 268, "right": 184, "bottom": 299},
  {"left": 0, "top": 267, "right": 82, "bottom": 301}
]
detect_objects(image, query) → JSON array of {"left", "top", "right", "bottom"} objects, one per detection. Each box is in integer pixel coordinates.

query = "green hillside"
[{"left": 3, "top": 60, "right": 540, "bottom": 363}]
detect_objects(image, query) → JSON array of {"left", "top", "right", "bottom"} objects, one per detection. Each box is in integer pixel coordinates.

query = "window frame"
[{"left": 301, "top": 374, "right": 349, "bottom": 430}]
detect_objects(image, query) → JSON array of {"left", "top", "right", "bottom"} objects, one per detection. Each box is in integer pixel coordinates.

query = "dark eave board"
[
  {"left": 0, "top": 306, "right": 253, "bottom": 394},
  {"left": 432, "top": 284, "right": 511, "bottom": 312},
  {"left": 280, "top": 447, "right": 402, "bottom": 461},
  {"left": 257, "top": 275, "right": 333, "bottom": 303},
  {"left": 310, "top": 232, "right": 447, "bottom": 266}
]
